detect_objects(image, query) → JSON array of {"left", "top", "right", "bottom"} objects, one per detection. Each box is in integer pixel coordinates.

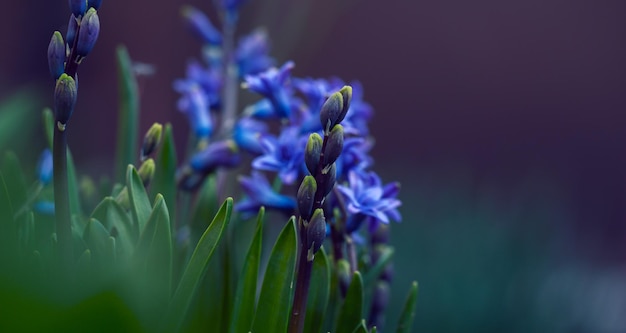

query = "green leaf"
[
  {"left": 126, "top": 164, "right": 151, "bottom": 233},
  {"left": 395, "top": 281, "right": 418, "bottom": 333},
  {"left": 135, "top": 194, "right": 172, "bottom": 290},
  {"left": 90, "top": 197, "right": 135, "bottom": 258},
  {"left": 335, "top": 271, "right": 364, "bottom": 333},
  {"left": 363, "top": 246, "right": 394, "bottom": 287},
  {"left": 115, "top": 45, "right": 140, "bottom": 182},
  {"left": 151, "top": 123, "right": 177, "bottom": 223},
  {"left": 303, "top": 247, "right": 331, "bottom": 333},
  {"left": 229, "top": 207, "right": 265, "bottom": 333},
  {"left": 251, "top": 217, "right": 298, "bottom": 333},
  {"left": 2, "top": 152, "right": 28, "bottom": 213},
  {"left": 351, "top": 320, "right": 368, "bottom": 333},
  {"left": 190, "top": 175, "right": 218, "bottom": 238},
  {"left": 83, "top": 218, "right": 112, "bottom": 264},
  {"left": 43, "top": 108, "right": 54, "bottom": 148},
  {"left": 371, "top": 326, "right": 378, "bottom": 333},
  {"left": 0, "top": 87, "right": 40, "bottom": 154},
  {"left": 0, "top": 172, "right": 17, "bottom": 264},
  {"left": 163, "top": 198, "right": 232, "bottom": 332}
]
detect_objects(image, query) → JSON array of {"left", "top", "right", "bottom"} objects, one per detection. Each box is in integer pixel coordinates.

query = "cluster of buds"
[
  {"left": 296, "top": 86, "right": 352, "bottom": 259},
  {"left": 47, "top": 0, "right": 102, "bottom": 128}
]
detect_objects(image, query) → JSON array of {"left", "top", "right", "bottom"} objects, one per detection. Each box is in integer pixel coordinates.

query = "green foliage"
[
  {"left": 396, "top": 281, "right": 419, "bottom": 333},
  {"left": 115, "top": 45, "right": 140, "bottom": 182},
  {"left": 303, "top": 247, "right": 331, "bottom": 333},
  {"left": 336, "top": 271, "right": 364, "bottom": 333}
]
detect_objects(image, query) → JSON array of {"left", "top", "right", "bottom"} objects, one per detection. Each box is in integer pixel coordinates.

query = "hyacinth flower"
[
  {"left": 233, "top": 116, "right": 268, "bottom": 155},
  {"left": 236, "top": 28, "right": 274, "bottom": 77},
  {"left": 252, "top": 126, "right": 307, "bottom": 185},
  {"left": 173, "top": 82, "right": 214, "bottom": 140},
  {"left": 235, "top": 171, "right": 296, "bottom": 215},
  {"left": 243, "top": 61, "right": 295, "bottom": 119}
]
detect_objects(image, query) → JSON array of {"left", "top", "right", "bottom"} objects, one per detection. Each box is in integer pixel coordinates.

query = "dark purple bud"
[
  {"left": 336, "top": 85, "right": 352, "bottom": 124},
  {"left": 75, "top": 8, "right": 100, "bottom": 57},
  {"left": 381, "top": 263, "right": 394, "bottom": 282},
  {"left": 371, "top": 224, "right": 390, "bottom": 245},
  {"left": 177, "top": 166, "right": 207, "bottom": 192},
  {"left": 141, "top": 123, "right": 163, "bottom": 160},
  {"left": 306, "top": 208, "right": 326, "bottom": 257},
  {"left": 54, "top": 73, "right": 78, "bottom": 126},
  {"left": 88, "top": 0, "right": 103, "bottom": 10},
  {"left": 69, "top": 0, "right": 86, "bottom": 17},
  {"left": 323, "top": 124, "right": 344, "bottom": 166},
  {"left": 37, "top": 149, "right": 53, "bottom": 185},
  {"left": 320, "top": 163, "right": 336, "bottom": 196},
  {"left": 319, "top": 91, "right": 343, "bottom": 132},
  {"left": 48, "top": 31, "right": 66, "bottom": 80},
  {"left": 190, "top": 140, "right": 240, "bottom": 174},
  {"left": 305, "top": 133, "right": 322, "bottom": 175},
  {"left": 181, "top": 6, "right": 222, "bottom": 45},
  {"left": 297, "top": 176, "right": 317, "bottom": 220},
  {"left": 66, "top": 14, "right": 78, "bottom": 47}
]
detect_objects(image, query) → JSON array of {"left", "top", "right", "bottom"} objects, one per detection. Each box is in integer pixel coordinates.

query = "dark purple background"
[{"left": 2, "top": 0, "right": 626, "bottom": 331}]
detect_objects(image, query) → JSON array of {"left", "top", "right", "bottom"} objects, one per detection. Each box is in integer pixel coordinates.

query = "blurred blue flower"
[
  {"left": 337, "top": 170, "right": 401, "bottom": 233},
  {"left": 233, "top": 117, "right": 268, "bottom": 155},
  {"left": 37, "top": 149, "right": 53, "bottom": 185},
  {"left": 237, "top": 29, "right": 274, "bottom": 77},
  {"left": 236, "top": 171, "right": 296, "bottom": 214},
  {"left": 336, "top": 137, "right": 373, "bottom": 178},
  {"left": 252, "top": 126, "right": 306, "bottom": 185},
  {"left": 175, "top": 59, "right": 223, "bottom": 109},
  {"left": 190, "top": 140, "right": 240, "bottom": 173},
  {"left": 342, "top": 81, "right": 373, "bottom": 136},
  {"left": 173, "top": 82, "right": 213, "bottom": 139},
  {"left": 244, "top": 61, "right": 294, "bottom": 118},
  {"left": 181, "top": 6, "right": 222, "bottom": 45},
  {"left": 243, "top": 99, "right": 276, "bottom": 119},
  {"left": 34, "top": 201, "right": 55, "bottom": 215}
]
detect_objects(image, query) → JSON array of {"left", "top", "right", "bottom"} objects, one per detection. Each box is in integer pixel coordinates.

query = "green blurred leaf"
[
  {"left": 163, "top": 198, "right": 232, "bottom": 332},
  {"left": 135, "top": 194, "right": 172, "bottom": 291},
  {"left": 229, "top": 207, "right": 265, "bottom": 333},
  {"left": 303, "top": 247, "right": 331, "bottom": 333},
  {"left": 191, "top": 175, "right": 218, "bottom": 238},
  {"left": 90, "top": 197, "right": 135, "bottom": 258},
  {"left": 151, "top": 123, "right": 177, "bottom": 224},
  {"left": 251, "top": 217, "right": 298, "bottom": 333},
  {"left": 395, "top": 281, "right": 418, "bottom": 333},
  {"left": 0, "top": 87, "right": 40, "bottom": 153},
  {"left": 0, "top": 172, "right": 16, "bottom": 265},
  {"left": 2, "top": 152, "right": 28, "bottom": 212},
  {"left": 83, "top": 218, "right": 111, "bottom": 264},
  {"left": 351, "top": 320, "right": 368, "bottom": 333},
  {"left": 115, "top": 45, "right": 140, "bottom": 182},
  {"left": 335, "top": 271, "right": 364, "bottom": 333},
  {"left": 363, "top": 246, "right": 394, "bottom": 287},
  {"left": 371, "top": 326, "right": 378, "bottom": 333},
  {"left": 43, "top": 108, "right": 54, "bottom": 148},
  {"left": 126, "top": 165, "right": 151, "bottom": 234}
]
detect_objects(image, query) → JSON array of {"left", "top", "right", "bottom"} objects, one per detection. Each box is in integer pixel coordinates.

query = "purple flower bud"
[
  {"left": 69, "top": 0, "right": 86, "bottom": 17},
  {"left": 47, "top": 31, "right": 66, "bottom": 80},
  {"left": 320, "top": 163, "right": 336, "bottom": 196},
  {"left": 324, "top": 124, "right": 344, "bottom": 167},
  {"left": 141, "top": 123, "right": 163, "bottom": 160},
  {"left": 336, "top": 85, "right": 352, "bottom": 125},
  {"left": 75, "top": 8, "right": 100, "bottom": 57},
  {"left": 319, "top": 92, "right": 343, "bottom": 132},
  {"left": 181, "top": 6, "right": 222, "bottom": 45},
  {"left": 306, "top": 208, "right": 326, "bottom": 255},
  {"left": 37, "top": 149, "right": 53, "bottom": 185},
  {"left": 190, "top": 140, "right": 240, "bottom": 174},
  {"left": 54, "top": 73, "right": 78, "bottom": 125},
  {"left": 66, "top": 14, "right": 78, "bottom": 47},
  {"left": 337, "top": 259, "right": 351, "bottom": 295},
  {"left": 305, "top": 133, "right": 323, "bottom": 175},
  {"left": 297, "top": 176, "right": 317, "bottom": 220},
  {"left": 88, "top": 0, "right": 103, "bottom": 10}
]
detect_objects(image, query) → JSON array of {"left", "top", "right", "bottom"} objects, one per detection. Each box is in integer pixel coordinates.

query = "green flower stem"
[
  {"left": 288, "top": 218, "right": 314, "bottom": 333},
  {"left": 53, "top": 124, "right": 73, "bottom": 267}
]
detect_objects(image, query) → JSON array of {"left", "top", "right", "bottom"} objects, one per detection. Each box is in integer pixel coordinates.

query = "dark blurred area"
[{"left": 2, "top": 0, "right": 626, "bottom": 332}]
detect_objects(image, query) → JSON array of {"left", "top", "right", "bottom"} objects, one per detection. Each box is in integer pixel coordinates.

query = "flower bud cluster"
[
  {"left": 48, "top": 0, "right": 102, "bottom": 127},
  {"left": 296, "top": 86, "right": 353, "bottom": 259}
]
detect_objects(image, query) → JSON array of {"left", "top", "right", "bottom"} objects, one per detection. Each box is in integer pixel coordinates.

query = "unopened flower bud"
[
  {"left": 324, "top": 124, "right": 344, "bottom": 166},
  {"left": 320, "top": 163, "right": 336, "bottom": 196},
  {"left": 75, "top": 8, "right": 100, "bottom": 57},
  {"left": 66, "top": 14, "right": 78, "bottom": 47},
  {"left": 319, "top": 91, "right": 343, "bottom": 132},
  {"left": 54, "top": 73, "right": 78, "bottom": 126},
  {"left": 305, "top": 133, "right": 323, "bottom": 175},
  {"left": 336, "top": 85, "right": 352, "bottom": 124},
  {"left": 37, "top": 149, "right": 53, "bottom": 185},
  {"left": 88, "top": 0, "right": 103, "bottom": 10},
  {"left": 369, "top": 280, "right": 391, "bottom": 328},
  {"left": 306, "top": 208, "right": 326, "bottom": 257},
  {"left": 181, "top": 6, "right": 222, "bottom": 45},
  {"left": 138, "top": 159, "right": 155, "bottom": 187},
  {"left": 141, "top": 123, "right": 163, "bottom": 160},
  {"left": 48, "top": 31, "right": 66, "bottom": 80},
  {"left": 337, "top": 259, "right": 351, "bottom": 295},
  {"left": 297, "top": 176, "right": 317, "bottom": 220},
  {"left": 69, "top": 0, "right": 86, "bottom": 17},
  {"left": 115, "top": 187, "right": 130, "bottom": 209}
]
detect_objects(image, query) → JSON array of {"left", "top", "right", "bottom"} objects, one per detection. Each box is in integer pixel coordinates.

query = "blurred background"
[{"left": 2, "top": 0, "right": 626, "bottom": 332}]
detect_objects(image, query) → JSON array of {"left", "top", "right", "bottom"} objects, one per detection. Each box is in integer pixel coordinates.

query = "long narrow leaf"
[
  {"left": 163, "top": 198, "right": 233, "bottom": 332},
  {"left": 303, "top": 246, "right": 331, "bottom": 333},
  {"left": 151, "top": 124, "right": 177, "bottom": 223},
  {"left": 395, "top": 281, "right": 418, "bottom": 333},
  {"left": 229, "top": 207, "right": 265, "bottom": 333},
  {"left": 115, "top": 45, "right": 140, "bottom": 182},
  {"left": 251, "top": 217, "right": 298, "bottom": 333},
  {"left": 335, "top": 271, "right": 364, "bottom": 333},
  {"left": 126, "top": 165, "right": 151, "bottom": 234},
  {"left": 90, "top": 197, "right": 135, "bottom": 258}
]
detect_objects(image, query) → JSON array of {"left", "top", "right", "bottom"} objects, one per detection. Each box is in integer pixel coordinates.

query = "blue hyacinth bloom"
[
  {"left": 236, "top": 171, "right": 296, "bottom": 214},
  {"left": 37, "top": 149, "right": 53, "bottom": 185},
  {"left": 190, "top": 140, "right": 240, "bottom": 173},
  {"left": 175, "top": 59, "right": 223, "bottom": 109},
  {"left": 252, "top": 126, "right": 306, "bottom": 185},
  {"left": 244, "top": 61, "right": 294, "bottom": 119},
  {"left": 337, "top": 170, "right": 401, "bottom": 233},
  {"left": 233, "top": 117, "right": 268, "bottom": 155},
  {"left": 181, "top": 6, "right": 222, "bottom": 45},
  {"left": 237, "top": 29, "right": 274, "bottom": 77},
  {"left": 341, "top": 81, "right": 373, "bottom": 136},
  {"left": 173, "top": 82, "right": 213, "bottom": 139},
  {"left": 336, "top": 137, "right": 373, "bottom": 178}
]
